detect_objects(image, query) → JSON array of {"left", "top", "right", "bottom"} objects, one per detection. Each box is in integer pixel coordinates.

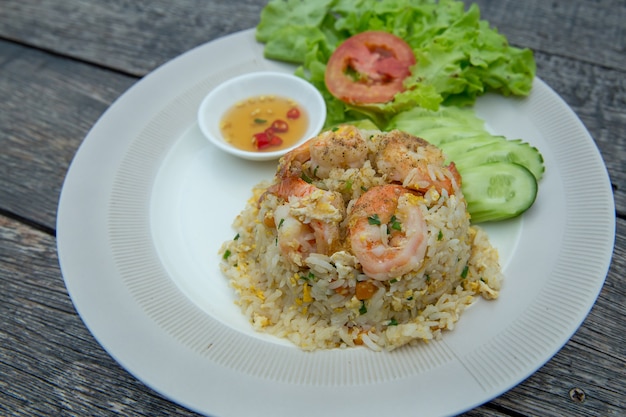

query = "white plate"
[{"left": 57, "top": 29, "right": 615, "bottom": 417}]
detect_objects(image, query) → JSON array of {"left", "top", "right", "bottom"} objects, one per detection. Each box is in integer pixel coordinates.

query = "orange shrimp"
[
  {"left": 267, "top": 176, "right": 345, "bottom": 266},
  {"left": 348, "top": 184, "right": 427, "bottom": 281},
  {"left": 375, "top": 130, "right": 461, "bottom": 195},
  {"left": 275, "top": 124, "right": 369, "bottom": 180}
]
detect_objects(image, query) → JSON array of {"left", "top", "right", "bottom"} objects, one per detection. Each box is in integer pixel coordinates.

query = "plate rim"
[{"left": 56, "top": 28, "right": 616, "bottom": 417}]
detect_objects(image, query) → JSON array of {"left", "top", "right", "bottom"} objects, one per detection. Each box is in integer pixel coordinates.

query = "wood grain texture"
[
  {"left": 493, "top": 232, "right": 626, "bottom": 416},
  {"left": 0, "top": 0, "right": 624, "bottom": 416},
  {"left": 0, "top": 41, "right": 135, "bottom": 229},
  {"left": 0, "top": 215, "right": 198, "bottom": 416},
  {"left": 468, "top": 0, "right": 626, "bottom": 70},
  {"left": 533, "top": 51, "right": 626, "bottom": 214},
  {"left": 1, "top": 0, "right": 625, "bottom": 75},
  {"left": 0, "top": 0, "right": 266, "bottom": 76}
]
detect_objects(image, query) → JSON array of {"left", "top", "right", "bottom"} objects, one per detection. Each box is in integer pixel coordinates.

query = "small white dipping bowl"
[{"left": 198, "top": 71, "right": 326, "bottom": 161}]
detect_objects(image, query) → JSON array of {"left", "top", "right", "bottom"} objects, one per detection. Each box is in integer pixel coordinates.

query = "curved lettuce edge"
[{"left": 256, "top": 0, "right": 536, "bottom": 129}]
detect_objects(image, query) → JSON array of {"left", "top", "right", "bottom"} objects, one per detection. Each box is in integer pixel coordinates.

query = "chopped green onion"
[
  {"left": 461, "top": 265, "right": 469, "bottom": 279},
  {"left": 234, "top": 233, "right": 240, "bottom": 240},
  {"left": 278, "top": 218, "right": 285, "bottom": 229},
  {"left": 254, "top": 118, "right": 267, "bottom": 124},
  {"left": 425, "top": 274, "right": 430, "bottom": 283},
  {"left": 301, "top": 272, "right": 315, "bottom": 281},
  {"left": 222, "top": 249, "right": 231, "bottom": 260},
  {"left": 368, "top": 214, "right": 381, "bottom": 225},
  {"left": 301, "top": 172, "right": 313, "bottom": 183},
  {"left": 388, "top": 318, "right": 398, "bottom": 326},
  {"left": 389, "top": 278, "right": 398, "bottom": 284},
  {"left": 389, "top": 215, "right": 402, "bottom": 231},
  {"left": 359, "top": 301, "right": 367, "bottom": 315},
  {"left": 344, "top": 179, "right": 353, "bottom": 192},
  {"left": 437, "top": 230, "right": 443, "bottom": 241},
  {"left": 360, "top": 186, "right": 368, "bottom": 192}
]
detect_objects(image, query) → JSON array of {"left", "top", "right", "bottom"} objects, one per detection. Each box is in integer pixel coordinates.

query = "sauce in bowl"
[
  {"left": 198, "top": 71, "right": 326, "bottom": 161},
  {"left": 220, "top": 95, "right": 308, "bottom": 152}
]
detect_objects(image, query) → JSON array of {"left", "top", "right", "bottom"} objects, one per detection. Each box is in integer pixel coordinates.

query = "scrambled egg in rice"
[{"left": 220, "top": 126, "right": 502, "bottom": 350}]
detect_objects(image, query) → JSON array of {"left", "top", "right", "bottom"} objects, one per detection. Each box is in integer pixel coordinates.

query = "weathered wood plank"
[
  {"left": 0, "top": 41, "right": 136, "bottom": 229},
  {"left": 1, "top": 0, "right": 624, "bottom": 416},
  {"left": 468, "top": 0, "right": 626, "bottom": 71},
  {"left": 0, "top": 0, "right": 266, "bottom": 76},
  {"left": 465, "top": 216, "right": 626, "bottom": 416},
  {"left": 472, "top": 0, "right": 626, "bottom": 214},
  {"left": 0, "top": 0, "right": 624, "bottom": 77},
  {"left": 533, "top": 50, "right": 626, "bottom": 215},
  {"left": 0, "top": 215, "right": 199, "bottom": 416},
  {"left": 1, "top": 215, "right": 623, "bottom": 415},
  {"left": 492, "top": 253, "right": 626, "bottom": 416}
]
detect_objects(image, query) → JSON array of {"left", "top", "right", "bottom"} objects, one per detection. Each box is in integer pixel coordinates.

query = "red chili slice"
[
  {"left": 264, "top": 127, "right": 275, "bottom": 138},
  {"left": 253, "top": 131, "right": 283, "bottom": 150},
  {"left": 287, "top": 107, "right": 300, "bottom": 119},
  {"left": 253, "top": 132, "right": 271, "bottom": 149},
  {"left": 271, "top": 119, "right": 289, "bottom": 133}
]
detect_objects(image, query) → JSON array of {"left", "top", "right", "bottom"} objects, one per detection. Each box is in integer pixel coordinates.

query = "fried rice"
[{"left": 219, "top": 126, "right": 502, "bottom": 351}]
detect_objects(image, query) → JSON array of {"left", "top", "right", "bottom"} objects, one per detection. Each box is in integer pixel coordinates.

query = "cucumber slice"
[
  {"left": 462, "top": 162, "right": 538, "bottom": 223},
  {"left": 387, "top": 106, "right": 485, "bottom": 138},
  {"left": 418, "top": 127, "right": 490, "bottom": 146},
  {"left": 453, "top": 139, "right": 545, "bottom": 181},
  {"left": 440, "top": 135, "right": 505, "bottom": 159}
]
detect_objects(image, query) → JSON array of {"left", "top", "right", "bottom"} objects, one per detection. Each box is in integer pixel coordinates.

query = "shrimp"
[
  {"left": 309, "top": 124, "right": 369, "bottom": 177},
  {"left": 275, "top": 140, "right": 311, "bottom": 179},
  {"left": 267, "top": 176, "right": 345, "bottom": 266},
  {"left": 348, "top": 184, "right": 427, "bottom": 281},
  {"left": 374, "top": 130, "right": 461, "bottom": 195},
  {"left": 276, "top": 124, "right": 369, "bottom": 179}
]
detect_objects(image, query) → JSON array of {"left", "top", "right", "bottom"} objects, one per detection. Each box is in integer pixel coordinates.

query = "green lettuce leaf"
[
  {"left": 255, "top": 0, "right": 334, "bottom": 43},
  {"left": 256, "top": 0, "right": 536, "bottom": 128},
  {"left": 263, "top": 26, "right": 328, "bottom": 63}
]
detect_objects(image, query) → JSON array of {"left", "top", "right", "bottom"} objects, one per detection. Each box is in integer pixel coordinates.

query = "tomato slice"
[{"left": 325, "top": 31, "right": 416, "bottom": 104}]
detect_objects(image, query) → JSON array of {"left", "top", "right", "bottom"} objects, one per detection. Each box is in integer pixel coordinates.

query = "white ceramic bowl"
[{"left": 197, "top": 71, "right": 326, "bottom": 161}]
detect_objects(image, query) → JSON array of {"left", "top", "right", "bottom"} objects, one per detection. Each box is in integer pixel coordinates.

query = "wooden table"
[{"left": 1, "top": 1, "right": 624, "bottom": 416}]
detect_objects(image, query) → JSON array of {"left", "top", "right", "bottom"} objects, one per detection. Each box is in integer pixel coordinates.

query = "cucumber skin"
[
  {"left": 452, "top": 139, "right": 545, "bottom": 181},
  {"left": 461, "top": 162, "right": 538, "bottom": 223}
]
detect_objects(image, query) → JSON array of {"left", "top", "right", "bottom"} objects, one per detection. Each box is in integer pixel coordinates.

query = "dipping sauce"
[{"left": 219, "top": 95, "right": 309, "bottom": 152}]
